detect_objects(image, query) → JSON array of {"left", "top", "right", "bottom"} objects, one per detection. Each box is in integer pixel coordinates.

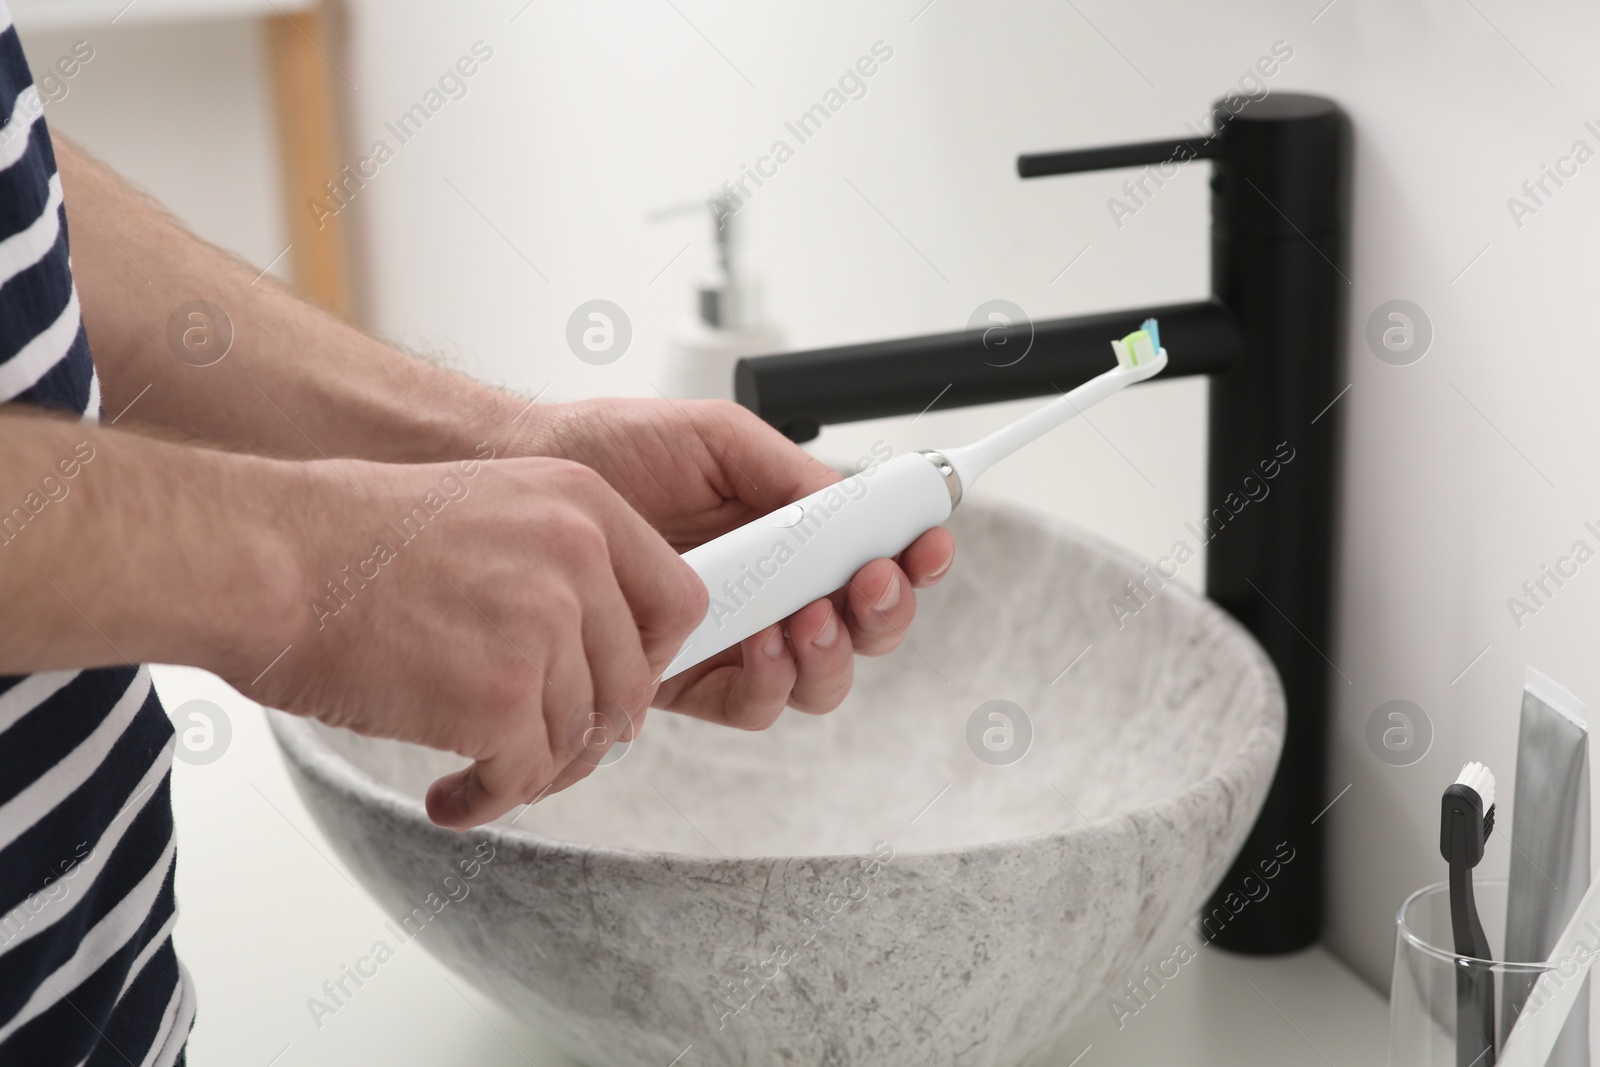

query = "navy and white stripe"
[{"left": 0, "top": 4, "right": 191, "bottom": 1063}]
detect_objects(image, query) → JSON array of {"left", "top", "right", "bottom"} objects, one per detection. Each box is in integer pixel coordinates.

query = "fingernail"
[
  {"left": 762, "top": 626, "right": 786, "bottom": 658},
  {"left": 812, "top": 610, "right": 840, "bottom": 649},
  {"left": 924, "top": 555, "right": 952, "bottom": 582},
  {"left": 874, "top": 575, "right": 901, "bottom": 613}
]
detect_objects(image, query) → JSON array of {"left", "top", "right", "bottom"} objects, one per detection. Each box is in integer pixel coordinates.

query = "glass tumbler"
[{"left": 1390, "top": 880, "right": 1590, "bottom": 1067}]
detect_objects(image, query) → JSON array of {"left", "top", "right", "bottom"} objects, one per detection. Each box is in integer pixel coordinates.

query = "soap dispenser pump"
[{"left": 650, "top": 196, "right": 783, "bottom": 400}]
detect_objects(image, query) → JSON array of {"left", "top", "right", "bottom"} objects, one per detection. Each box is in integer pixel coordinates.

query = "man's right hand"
[{"left": 240, "top": 451, "right": 707, "bottom": 830}]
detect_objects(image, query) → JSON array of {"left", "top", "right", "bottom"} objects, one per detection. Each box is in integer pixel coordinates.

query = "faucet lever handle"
[{"left": 1017, "top": 136, "right": 1220, "bottom": 179}]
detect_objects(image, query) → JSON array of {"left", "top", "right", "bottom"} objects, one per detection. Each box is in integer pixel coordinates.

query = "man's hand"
[
  {"left": 246, "top": 453, "right": 707, "bottom": 830},
  {"left": 4, "top": 404, "right": 949, "bottom": 834},
  {"left": 515, "top": 398, "right": 955, "bottom": 729}
]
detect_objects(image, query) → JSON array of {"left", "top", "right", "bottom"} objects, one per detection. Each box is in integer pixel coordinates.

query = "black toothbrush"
[{"left": 1441, "top": 761, "right": 1498, "bottom": 1067}]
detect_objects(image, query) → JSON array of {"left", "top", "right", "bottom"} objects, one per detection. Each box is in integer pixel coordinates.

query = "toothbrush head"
[
  {"left": 1457, "top": 760, "right": 1496, "bottom": 814},
  {"left": 1440, "top": 761, "right": 1497, "bottom": 866},
  {"left": 1111, "top": 317, "right": 1169, "bottom": 378}
]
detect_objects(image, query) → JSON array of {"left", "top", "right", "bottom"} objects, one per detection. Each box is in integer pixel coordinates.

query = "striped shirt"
[{"left": 0, "top": 7, "right": 193, "bottom": 1065}]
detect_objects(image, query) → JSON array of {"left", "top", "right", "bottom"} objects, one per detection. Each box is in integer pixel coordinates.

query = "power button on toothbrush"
[{"left": 766, "top": 503, "right": 807, "bottom": 528}]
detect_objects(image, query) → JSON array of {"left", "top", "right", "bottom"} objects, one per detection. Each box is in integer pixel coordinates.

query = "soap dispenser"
[{"left": 651, "top": 196, "right": 784, "bottom": 400}]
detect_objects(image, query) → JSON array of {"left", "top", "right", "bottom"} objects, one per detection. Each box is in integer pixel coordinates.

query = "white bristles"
[
  {"left": 1111, "top": 334, "right": 1156, "bottom": 370},
  {"left": 1130, "top": 334, "right": 1156, "bottom": 366},
  {"left": 1457, "top": 761, "right": 1496, "bottom": 810}
]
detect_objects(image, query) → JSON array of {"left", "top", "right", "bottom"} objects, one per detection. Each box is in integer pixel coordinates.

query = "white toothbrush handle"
[{"left": 663, "top": 452, "right": 955, "bottom": 679}]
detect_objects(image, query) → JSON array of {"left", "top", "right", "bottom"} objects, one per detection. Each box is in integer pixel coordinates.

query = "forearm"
[
  {"left": 56, "top": 137, "right": 524, "bottom": 462},
  {"left": 0, "top": 408, "right": 302, "bottom": 677}
]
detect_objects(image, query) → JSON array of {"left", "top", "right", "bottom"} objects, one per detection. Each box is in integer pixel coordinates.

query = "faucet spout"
[{"left": 734, "top": 299, "right": 1242, "bottom": 443}]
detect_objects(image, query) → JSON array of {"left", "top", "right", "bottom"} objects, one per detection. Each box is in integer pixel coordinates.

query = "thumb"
[{"left": 426, "top": 749, "right": 552, "bottom": 830}]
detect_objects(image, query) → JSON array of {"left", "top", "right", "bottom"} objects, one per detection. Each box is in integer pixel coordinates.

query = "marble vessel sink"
[{"left": 269, "top": 501, "right": 1284, "bottom": 1067}]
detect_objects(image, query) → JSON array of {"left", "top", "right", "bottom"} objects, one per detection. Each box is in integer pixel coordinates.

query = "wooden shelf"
[{"left": 10, "top": 0, "right": 314, "bottom": 31}]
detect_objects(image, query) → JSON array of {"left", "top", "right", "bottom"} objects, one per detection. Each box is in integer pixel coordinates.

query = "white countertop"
[{"left": 156, "top": 664, "right": 1388, "bottom": 1066}]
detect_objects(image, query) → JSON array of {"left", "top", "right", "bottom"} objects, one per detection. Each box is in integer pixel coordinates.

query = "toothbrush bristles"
[
  {"left": 1142, "top": 317, "right": 1161, "bottom": 354},
  {"left": 1111, "top": 318, "right": 1163, "bottom": 370},
  {"left": 1456, "top": 761, "right": 1496, "bottom": 813}
]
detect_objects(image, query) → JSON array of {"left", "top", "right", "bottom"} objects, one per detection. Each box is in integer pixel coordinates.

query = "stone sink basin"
[{"left": 269, "top": 501, "right": 1284, "bottom": 1066}]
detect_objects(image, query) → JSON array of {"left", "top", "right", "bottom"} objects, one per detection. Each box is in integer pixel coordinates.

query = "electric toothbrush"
[{"left": 663, "top": 319, "right": 1170, "bottom": 679}]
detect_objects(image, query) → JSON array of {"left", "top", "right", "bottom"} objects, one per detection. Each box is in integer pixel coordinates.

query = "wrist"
[
  {"left": 398, "top": 372, "right": 527, "bottom": 462},
  {"left": 498, "top": 397, "right": 592, "bottom": 462},
  {"left": 174, "top": 450, "right": 317, "bottom": 683},
  {"left": 339, "top": 338, "right": 530, "bottom": 464}
]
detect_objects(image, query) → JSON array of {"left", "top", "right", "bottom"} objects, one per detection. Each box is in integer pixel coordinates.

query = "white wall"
[
  {"left": 22, "top": 16, "right": 286, "bottom": 281},
  {"left": 26, "top": 0, "right": 1600, "bottom": 1000}
]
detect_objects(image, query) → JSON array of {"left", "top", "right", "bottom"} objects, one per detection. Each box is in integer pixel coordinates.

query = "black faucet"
[{"left": 734, "top": 93, "right": 1350, "bottom": 955}]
